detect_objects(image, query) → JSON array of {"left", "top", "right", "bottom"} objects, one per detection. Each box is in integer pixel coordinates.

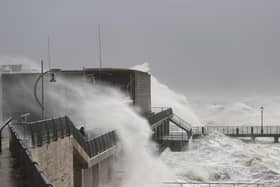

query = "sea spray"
[
  {"left": 161, "top": 131, "right": 280, "bottom": 186},
  {"left": 132, "top": 63, "right": 201, "bottom": 126},
  {"left": 46, "top": 78, "right": 174, "bottom": 187},
  {"left": 190, "top": 95, "right": 280, "bottom": 125},
  {"left": 0, "top": 56, "right": 40, "bottom": 72},
  {"left": 0, "top": 56, "right": 40, "bottom": 122}
]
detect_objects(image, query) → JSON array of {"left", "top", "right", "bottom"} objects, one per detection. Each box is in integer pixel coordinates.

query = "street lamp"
[
  {"left": 260, "top": 106, "right": 264, "bottom": 134},
  {"left": 33, "top": 60, "right": 59, "bottom": 119}
]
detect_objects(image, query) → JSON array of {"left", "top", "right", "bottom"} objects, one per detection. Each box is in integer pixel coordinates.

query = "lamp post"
[
  {"left": 33, "top": 60, "right": 57, "bottom": 120},
  {"left": 260, "top": 106, "right": 264, "bottom": 134}
]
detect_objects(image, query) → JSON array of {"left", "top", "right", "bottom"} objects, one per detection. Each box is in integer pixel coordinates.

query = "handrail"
[
  {"left": 192, "top": 126, "right": 280, "bottom": 136},
  {"left": 12, "top": 116, "right": 118, "bottom": 158},
  {"left": 148, "top": 108, "right": 173, "bottom": 126},
  {"left": 170, "top": 114, "right": 192, "bottom": 131},
  {"left": 162, "top": 181, "right": 265, "bottom": 187},
  {"left": 67, "top": 117, "right": 117, "bottom": 157}
]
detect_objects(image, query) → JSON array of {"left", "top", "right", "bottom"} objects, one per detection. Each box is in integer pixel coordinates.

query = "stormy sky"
[{"left": 0, "top": 0, "right": 279, "bottom": 95}]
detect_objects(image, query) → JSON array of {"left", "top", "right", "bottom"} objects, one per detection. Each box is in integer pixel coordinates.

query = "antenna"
[
  {"left": 98, "top": 24, "right": 103, "bottom": 68},
  {"left": 47, "top": 36, "right": 51, "bottom": 70}
]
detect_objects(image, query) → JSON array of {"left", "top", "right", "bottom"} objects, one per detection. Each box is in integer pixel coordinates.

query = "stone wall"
[{"left": 31, "top": 137, "right": 74, "bottom": 187}]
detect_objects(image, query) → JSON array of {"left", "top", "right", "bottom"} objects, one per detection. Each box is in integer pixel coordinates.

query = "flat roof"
[{"left": 1, "top": 67, "right": 149, "bottom": 76}]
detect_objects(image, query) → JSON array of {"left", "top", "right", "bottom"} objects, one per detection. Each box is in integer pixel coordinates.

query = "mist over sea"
[{"left": 161, "top": 95, "right": 280, "bottom": 187}]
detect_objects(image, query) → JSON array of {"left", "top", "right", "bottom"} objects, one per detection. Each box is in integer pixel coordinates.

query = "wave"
[{"left": 161, "top": 132, "right": 280, "bottom": 186}]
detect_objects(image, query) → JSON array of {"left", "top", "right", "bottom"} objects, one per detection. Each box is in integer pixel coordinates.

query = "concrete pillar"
[
  {"left": 73, "top": 158, "right": 83, "bottom": 187},
  {"left": 83, "top": 164, "right": 99, "bottom": 187},
  {"left": 274, "top": 136, "right": 279, "bottom": 143},
  {"left": 99, "top": 157, "right": 113, "bottom": 187},
  {"left": 167, "top": 120, "right": 170, "bottom": 135}
]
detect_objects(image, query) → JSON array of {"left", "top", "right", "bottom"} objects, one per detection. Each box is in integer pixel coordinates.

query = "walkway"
[{"left": 192, "top": 126, "right": 280, "bottom": 142}]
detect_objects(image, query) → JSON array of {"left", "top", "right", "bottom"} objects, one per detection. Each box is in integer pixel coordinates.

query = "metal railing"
[
  {"left": 148, "top": 108, "right": 173, "bottom": 125},
  {"left": 192, "top": 126, "right": 280, "bottom": 137},
  {"left": 68, "top": 118, "right": 117, "bottom": 157},
  {"left": 152, "top": 107, "right": 170, "bottom": 113},
  {"left": 12, "top": 116, "right": 118, "bottom": 158},
  {"left": 170, "top": 114, "right": 192, "bottom": 131},
  {"left": 9, "top": 126, "right": 53, "bottom": 187},
  {"left": 162, "top": 181, "right": 265, "bottom": 187},
  {"left": 154, "top": 131, "right": 189, "bottom": 141},
  {"left": 28, "top": 117, "right": 71, "bottom": 146}
]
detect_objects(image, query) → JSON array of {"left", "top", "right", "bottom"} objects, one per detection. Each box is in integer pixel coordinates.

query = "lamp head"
[
  {"left": 48, "top": 68, "right": 61, "bottom": 82},
  {"left": 49, "top": 72, "right": 56, "bottom": 82}
]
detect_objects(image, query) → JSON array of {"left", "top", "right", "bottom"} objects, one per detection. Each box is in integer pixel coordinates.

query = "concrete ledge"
[{"left": 71, "top": 137, "right": 118, "bottom": 169}]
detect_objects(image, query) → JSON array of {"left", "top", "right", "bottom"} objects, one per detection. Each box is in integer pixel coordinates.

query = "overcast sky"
[{"left": 0, "top": 0, "right": 279, "bottom": 95}]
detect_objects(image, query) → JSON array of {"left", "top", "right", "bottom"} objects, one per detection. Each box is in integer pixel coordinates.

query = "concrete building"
[
  {"left": 1, "top": 68, "right": 151, "bottom": 122},
  {"left": 1, "top": 67, "right": 152, "bottom": 187}
]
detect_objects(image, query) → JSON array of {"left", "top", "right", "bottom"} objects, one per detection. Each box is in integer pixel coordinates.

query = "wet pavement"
[{"left": 0, "top": 128, "right": 24, "bottom": 187}]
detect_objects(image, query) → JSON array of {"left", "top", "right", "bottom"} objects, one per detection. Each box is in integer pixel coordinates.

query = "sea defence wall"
[
  {"left": 30, "top": 137, "right": 74, "bottom": 187},
  {"left": 9, "top": 116, "right": 118, "bottom": 187}
]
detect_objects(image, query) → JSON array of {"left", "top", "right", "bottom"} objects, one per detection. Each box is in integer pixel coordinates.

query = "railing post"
[{"left": 0, "top": 133, "right": 2, "bottom": 153}]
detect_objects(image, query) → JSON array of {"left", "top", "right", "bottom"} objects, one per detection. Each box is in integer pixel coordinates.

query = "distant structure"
[{"left": 0, "top": 64, "right": 23, "bottom": 72}]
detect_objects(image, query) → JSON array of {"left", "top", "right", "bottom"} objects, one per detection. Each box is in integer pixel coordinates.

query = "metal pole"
[
  {"left": 48, "top": 36, "right": 51, "bottom": 69},
  {"left": 98, "top": 24, "right": 103, "bottom": 68},
  {"left": 261, "top": 106, "right": 264, "bottom": 134},
  {"left": 41, "top": 60, "right": 44, "bottom": 119}
]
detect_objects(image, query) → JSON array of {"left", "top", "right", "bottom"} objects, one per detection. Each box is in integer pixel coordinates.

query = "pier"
[
  {"left": 162, "top": 181, "right": 265, "bottom": 187},
  {"left": 192, "top": 125, "right": 280, "bottom": 142},
  {"left": 148, "top": 107, "right": 280, "bottom": 152}
]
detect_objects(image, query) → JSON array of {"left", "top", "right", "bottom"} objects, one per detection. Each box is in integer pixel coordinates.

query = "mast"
[
  {"left": 48, "top": 36, "right": 51, "bottom": 70},
  {"left": 98, "top": 24, "right": 103, "bottom": 68}
]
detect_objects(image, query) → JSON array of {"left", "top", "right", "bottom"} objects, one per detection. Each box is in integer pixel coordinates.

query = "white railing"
[{"left": 162, "top": 181, "right": 265, "bottom": 187}]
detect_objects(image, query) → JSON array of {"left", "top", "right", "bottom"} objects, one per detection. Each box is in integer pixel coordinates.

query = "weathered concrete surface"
[
  {"left": 72, "top": 137, "right": 118, "bottom": 169},
  {"left": 28, "top": 135, "right": 117, "bottom": 187},
  {"left": 99, "top": 156, "right": 114, "bottom": 187},
  {"left": 0, "top": 128, "right": 24, "bottom": 187},
  {"left": 83, "top": 164, "right": 99, "bottom": 187},
  {"left": 82, "top": 156, "right": 114, "bottom": 187},
  {"left": 31, "top": 136, "right": 74, "bottom": 187}
]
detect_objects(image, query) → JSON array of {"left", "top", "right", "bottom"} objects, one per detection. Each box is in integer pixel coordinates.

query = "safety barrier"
[
  {"left": 192, "top": 126, "right": 280, "bottom": 137},
  {"left": 68, "top": 118, "right": 117, "bottom": 157},
  {"left": 162, "top": 181, "right": 265, "bottom": 187},
  {"left": 12, "top": 116, "right": 118, "bottom": 158},
  {"left": 148, "top": 108, "right": 173, "bottom": 125}
]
